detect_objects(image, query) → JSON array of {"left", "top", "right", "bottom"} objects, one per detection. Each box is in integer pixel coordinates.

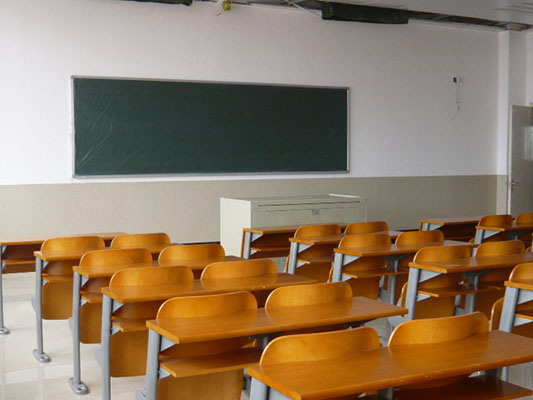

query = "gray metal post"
[
  {"left": 287, "top": 242, "right": 299, "bottom": 274},
  {"left": 463, "top": 275, "right": 479, "bottom": 314},
  {"left": 474, "top": 229, "right": 484, "bottom": 244},
  {"left": 32, "top": 257, "right": 50, "bottom": 363},
  {"left": 250, "top": 377, "right": 269, "bottom": 400},
  {"left": 500, "top": 287, "right": 519, "bottom": 332},
  {"left": 332, "top": 253, "right": 344, "bottom": 282},
  {"left": 68, "top": 272, "right": 89, "bottom": 394},
  {"left": 0, "top": 246, "right": 9, "bottom": 335},
  {"left": 243, "top": 231, "right": 252, "bottom": 259},
  {"left": 405, "top": 268, "right": 421, "bottom": 320},
  {"left": 144, "top": 329, "right": 162, "bottom": 400},
  {"left": 101, "top": 295, "right": 113, "bottom": 400}
]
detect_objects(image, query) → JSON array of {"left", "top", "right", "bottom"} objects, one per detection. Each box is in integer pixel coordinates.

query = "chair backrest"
[
  {"left": 260, "top": 326, "right": 380, "bottom": 365},
  {"left": 338, "top": 232, "right": 391, "bottom": 250},
  {"left": 158, "top": 243, "right": 225, "bottom": 265},
  {"left": 109, "top": 265, "right": 193, "bottom": 289},
  {"left": 80, "top": 248, "right": 153, "bottom": 267},
  {"left": 389, "top": 312, "right": 489, "bottom": 345},
  {"left": 265, "top": 282, "right": 352, "bottom": 309},
  {"left": 41, "top": 236, "right": 106, "bottom": 252},
  {"left": 412, "top": 245, "right": 471, "bottom": 264},
  {"left": 517, "top": 213, "right": 533, "bottom": 225},
  {"left": 344, "top": 221, "right": 389, "bottom": 235},
  {"left": 476, "top": 240, "right": 525, "bottom": 258},
  {"left": 389, "top": 312, "right": 489, "bottom": 390},
  {"left": 490, "top": 297, "right": 504, "bottom": 331},
  {"left": 509, "top": 262, "right": 533, "bottom": 283},
  {"left": 110, "top": 232, "right": 171, "bottom": 249},
  {"left": 294, "top": 224, "right": 341, "bottom": 238},
  {"left": 201, "top": 259, "right": 277, "bottom": 280},
  {"left": 396, "top": 230, "right": 444, "bottom": 246},
  {"left": 157, "top": 291, "right": 257, "bottom": 319},
  {"left": 478, "top": 214, "right": 513, "bottom": 228}
]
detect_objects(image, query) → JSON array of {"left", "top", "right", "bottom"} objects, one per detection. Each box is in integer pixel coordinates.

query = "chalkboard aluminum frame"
[{"left": 71, "top": 76, "right": 350, "bottom": 178}]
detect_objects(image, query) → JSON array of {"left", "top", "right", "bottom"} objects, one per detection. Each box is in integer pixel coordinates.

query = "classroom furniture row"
[
  {"left": 241, "top": 213, "right": 533, "bottom": 265},
  {"left": 248, "top": 312, "right": 533, "bottom": 400},
  {"left": 137, "top": 282, "right": 405, "bottom": 400}
]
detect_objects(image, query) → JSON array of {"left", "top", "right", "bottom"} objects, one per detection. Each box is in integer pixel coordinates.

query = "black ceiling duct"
[{"left": 321, "top": 3, "right": 409, "bottom": 24}]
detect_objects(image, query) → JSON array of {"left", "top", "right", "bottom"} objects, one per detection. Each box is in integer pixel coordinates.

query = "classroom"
[{"left": 2, "top": 0, "right": 533, "bottom": 398}]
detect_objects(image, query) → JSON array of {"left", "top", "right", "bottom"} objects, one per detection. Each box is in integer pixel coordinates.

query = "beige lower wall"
[
  {"left": 496, "top": 174, "right": 509, "bottom": 214},
  {"left": 0, "top": 175, "right": 499, "bottom": 244}
]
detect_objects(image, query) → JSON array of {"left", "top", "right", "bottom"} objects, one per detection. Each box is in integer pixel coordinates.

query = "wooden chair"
[
  {"left": 157, "top": 291, "right": 260, "bottom": 400},
  {"left": 399, "top": 245, "right": 472, "bottom": 320},
  {"left": 258, "top": 327, "right": 381, "bottom": 400},
  {"left": 345, "top": 221, "right": 389, "bottom": 235},
  {"left": 78, "top": 248, "right": 153, "bottom": 343},
  {"left": 201, "top": 259, "right": 277, "bottom": 306},
  {"left": 388, "top": 230, "right": 445, "bottom": 303},
  {"left": 474, "top": 240, "right": 525, "bottom": 318},
  {"left": 110, "top": 233, "right": 171, "bottom": 259},
  {"left": 108, "top": 266, "right": 194, "bottom": 377},
  {"left": 159, "top": 243, "right": 225, "bottom": 278},
  {"left": 41, "top": 236, "right": 105, "bottom": 319},
  {"left": 389, "top": 312, "right": 532, "bottom": 399},
  {"left": 335, "top": 232, "right": 392, "bottom": 299},
  {"left": 289, "top": 224, "right": 341, "bottom": 283},
  {"left": 477, "top": 214, "right": 513, "bottom": 242},
  {"left": 495, "top": 262, "right": 533, "bottom": 338},
  {"left": 516, "top": 213, "right": 533, "bottom": 246},
  {"left": 265, "top": 282, "right": 352, "bottom": 335}
]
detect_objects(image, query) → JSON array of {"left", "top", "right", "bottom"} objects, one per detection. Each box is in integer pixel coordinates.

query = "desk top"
[
  {"left": 420, "top": 217, "right": 481, "bottom": 226},
  {"left": 73, "top": 256, "right": 244, "bottom": 278},
  {"left": 410, "top": 252, "right": 533, "bottom": 274},
  {"left": 101, "top": 273, "right": 315, "bottom": 303},
  {"left": 290, "top": 231, "right": 403, "bottom": 246},
  {"left": 476, "top": 222, "right": 533, "bottom": 232},
  {"left": 248, "top": 330, "right": 533, "bottom": 400},
  {"left": 146, "top": 297, "right": 407, "bottom": 344},
  {"left": 334, "top": 240, "right": 474, "bottom": 258},
  {"left": 244, "top": 223, "right": 348, "bottom": 235},
  {"left": 0, "top": 232, "right": 124, "bottom": 246}
]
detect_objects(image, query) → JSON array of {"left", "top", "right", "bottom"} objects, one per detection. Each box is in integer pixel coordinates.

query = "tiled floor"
[{"left": 0, "top": 272, "right": 532, "bottom": 399}]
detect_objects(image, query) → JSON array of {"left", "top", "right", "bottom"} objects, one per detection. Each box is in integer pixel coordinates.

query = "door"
[{"left": 508, "top": 105, "right": 533, "bottom": 214}]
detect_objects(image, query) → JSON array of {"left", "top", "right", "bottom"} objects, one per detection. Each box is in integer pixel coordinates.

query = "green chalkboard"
[{"left": 73, "top": 77, "right": 348, "bottom": 176}]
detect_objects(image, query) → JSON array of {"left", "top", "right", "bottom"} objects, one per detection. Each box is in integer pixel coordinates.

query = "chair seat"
[
  {"left": 160, "top": 347, "right": 262, "bottom": 379},
  {"left": 112, "top": 318, "right": 147, "bottom": 333}
]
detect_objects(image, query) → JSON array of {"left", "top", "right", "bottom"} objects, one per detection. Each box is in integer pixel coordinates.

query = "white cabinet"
[{"left": 220, "top": 194, "right": 367, "bottom": 256}]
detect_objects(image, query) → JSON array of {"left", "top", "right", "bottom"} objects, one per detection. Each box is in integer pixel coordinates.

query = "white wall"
[{"left": 1, "top": 0, "right": 500, "bottom": 185}]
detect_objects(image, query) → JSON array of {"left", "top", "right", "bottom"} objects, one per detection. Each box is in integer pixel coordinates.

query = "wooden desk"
[
  {"left": 100, "top": 273, "right": 315, "bottom": 400},
  {"left": 475, "top": 221, "right": 533, "bottom": 243},
  {"left": 287, "top": 230, "right": 403, "bottom": 275},
  {"left": 420, "top": 216, "right": 481, "bottom": 241},
  {"left": 241, "top": 223, "right": 349, "bottom": 260},
  {"left": 248, "top": 330, "right": 533, "bottom": 400},
  {"left": 406, "top": 252, "right": 533, "bottom": 320},
  {"left": 70, "top": 255, "right": 244, "bottom": 394},
  {"left": 138, "top": 297, "right": 408, "bottom": 400},
  {"left": 331, "top": 240, "right": 474, "bottom": 303},
  {"left": 33, "top": 238, "right": 166, "bottom": 364},
  {"left": 0, "top": 233, "right": 121, "bottom": 336}
]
